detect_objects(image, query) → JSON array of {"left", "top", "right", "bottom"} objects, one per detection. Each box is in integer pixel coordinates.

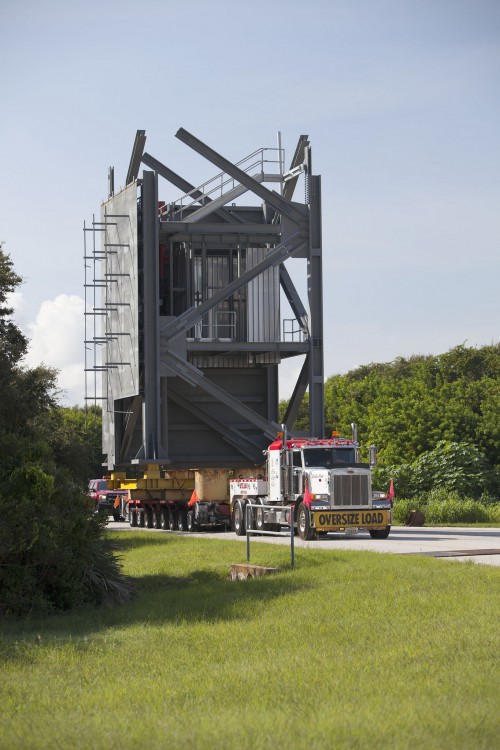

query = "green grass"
[{"left": 1, "top": 533, "right": 499, "bottom": 750}]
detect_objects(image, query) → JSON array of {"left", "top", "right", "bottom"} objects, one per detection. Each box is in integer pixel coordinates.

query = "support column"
[
  {"left": 141, "top": 170, "right": 167, "bottom": 460},
  {"left": 307, "top": 174, "right": 325, "bottom": 437}
]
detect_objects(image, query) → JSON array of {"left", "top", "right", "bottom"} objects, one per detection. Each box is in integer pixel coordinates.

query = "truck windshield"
[{"left": 303, "top": 448, "right": 357, "bottom": 467}]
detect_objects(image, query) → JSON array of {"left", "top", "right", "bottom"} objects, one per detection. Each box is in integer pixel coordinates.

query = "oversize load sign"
[{"left": 313, "top": 510, "right": 390, "bottom": 530}]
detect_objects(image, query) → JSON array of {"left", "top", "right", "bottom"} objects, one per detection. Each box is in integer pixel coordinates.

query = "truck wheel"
[
  {"left": 369, "top": 526, "right": 391, "bottom": 539},
  {"left": 112, "top": 510, "right": 121, "bottom": 522},
  {"left": 130, "top": 509, "right": 138, "bottom": 527},
  {"left": 178, "top": 509, "right": 187, "bottom": 532},
  {"left": 145, "top": 507, "right": 154, "bottom": 529},
  {"left": 168, "top": 508, "right": 178, "bottom": 531},
  {"left": 160, "top": 508, "right": 169, "bottom": 530},
  {"left": 255, "top": 505, "right": 265, "bottom": 532},
  {"left": 297, "top": 502, "right": 314, "bottom": 541},
  {"left": 233, "top": 501, "right": 246, "bottom": 536},
  {"left": 153, "top": 509, "right": 162, "bottom": 529},
  {"left": 187, "top": 510, "right": 196, "bottom": 532}
]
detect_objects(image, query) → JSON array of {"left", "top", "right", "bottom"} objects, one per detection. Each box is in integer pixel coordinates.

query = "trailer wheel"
[
  {"left": 138, "top": 509, "right": 145, "bottom": 528},
  {"left": 187, "top": 510, "right": 196, "bottom": 532},
  {"left": 144, "top": 507, "right": 154, "bottom": 529},
  {"left": 297, "top": 502, "right": 314, "bottom": 541},
  {"left": 233, "top": 501, "right": 246, "bottom": 536},
  {"left": 130, "top": 509, "right": 138, "bottom": 527},
  {"left": 178, "top": 509, "right": 188, "bottom": 532},
  {"left": 369, "top": 526, "right": 391, "bottom": 539},
  {"left": 168, "top": 508, "right": 178, "bottom": 531},
  {"left": 160, "top": 508, "right": 169, "bottom": 530},
  {"left": 153, "top": 509, "right": 162, "bottom": 529}
]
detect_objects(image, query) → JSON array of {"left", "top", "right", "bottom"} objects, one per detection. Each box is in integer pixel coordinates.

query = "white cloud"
[
  {"left": 5, "top": 290, "right": 26, "bottom": 319},
  {"left": 23, "top": 294, "right": 85, "bottom": 406}
]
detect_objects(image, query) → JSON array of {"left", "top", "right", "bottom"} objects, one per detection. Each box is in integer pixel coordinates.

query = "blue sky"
[{"left": 1, "top": 0, "right": 499, "bottom": 404}]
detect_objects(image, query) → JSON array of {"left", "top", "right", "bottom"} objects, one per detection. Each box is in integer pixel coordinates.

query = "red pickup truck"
[{"left": 88, "top": 479, "right": 128, "bottom": 522}]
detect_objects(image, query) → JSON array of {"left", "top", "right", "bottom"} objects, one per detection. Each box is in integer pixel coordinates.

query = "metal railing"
[
  {"left": 282, "top": 318, "right": 306, "bottom": 342},
  {"left": 165, "top": 147, "right": 284, "bottom": 220},
  {"left": 245, "top": 502, "right": 295, "bottom": 569}
]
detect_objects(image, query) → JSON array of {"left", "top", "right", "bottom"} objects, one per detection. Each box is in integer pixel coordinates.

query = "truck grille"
[{"left": 333, "top": 473, "right": 370, "bottom": 507}]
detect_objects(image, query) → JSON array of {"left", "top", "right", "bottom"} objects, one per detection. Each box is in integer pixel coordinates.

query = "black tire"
[
  {"left": 369, "top": 526, "right": 391, "bottom": 539},
  {"left": 138, "top": 509, "right": 145, "bottom": 528},
  {"left": 168, "top": 508, "right": 178, "bottom": 531},
  {"left": 255, "top": 503, "right": 265, "bottom": 532},
  {"left": 130, "top": 509, "right": 138, "bottom": 527},
  {"left": 178, "top": 509, "right": 187, "bottom": 532},
  {"left": 153, "top": 509, "right": 162, "bottom": 529},
  {"left": 187, "top": 510, "right": 196, "bottom": 532},
  {"left": 145, "top": 507, "right": 154, "bottom": 529},
  {"left": 112, "top": 510, "right": 121, "bottom": 522},
  {"left": 233, "top": 501, "right": 246, "bottom": 536},
  {"left": 297, "top": 502, "right": 315, "bottom": 541},
  {"left": 160, "top": 507, "right": 169, "bottom": 530}
]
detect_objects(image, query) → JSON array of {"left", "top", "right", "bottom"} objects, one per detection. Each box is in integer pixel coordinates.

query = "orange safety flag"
[
  {"left": 188, "top": 489, "right": 199, "bottom": 508},
  {"left": 303, "top": 482, "right": 312, "bottom": 509},
  {"left": 113, "top": 497, "right": 120, "bottom": 508}
]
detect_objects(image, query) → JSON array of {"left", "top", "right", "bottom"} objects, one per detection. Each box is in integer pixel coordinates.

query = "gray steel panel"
[
  {"left": 247, "top": 247, "right": 280, "bottom": 343},
  {"left": 100, "top": 184, "right": 139, "bottom": 467}
]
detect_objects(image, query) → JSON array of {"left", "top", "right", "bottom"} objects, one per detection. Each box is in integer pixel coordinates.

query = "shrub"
[
  {"left": 0, "top": 464, "right": 134, "bottom": 617},
  {"left": 392, "top": 488, "right": 500, "bottom": 526},
  {"left": 375, "top": 441, "right": 499, "bottom": 500}
]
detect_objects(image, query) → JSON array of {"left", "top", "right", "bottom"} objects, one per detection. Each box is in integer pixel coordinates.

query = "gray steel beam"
[
  {"left": 176, "top": 128, "right": 306, "bottom": 225},
  {"left": 160, "top": 233, "right": 306, "bottom": 339},
  {"left": 283, "top": 135, "right": 309, "bottom": 202},
  {"left": 183, "top": 341, "right": 308, "bottom": 354},
  {"left": 161, "top": 350, "right": 279, "bottom": 439},
  {"left": 307, "top": 175, "right": 325, "bottom": 437},
  {"left": 160, "top": 222, "right": 281, "bottom": 237},
  {"left": 279, "top": 264, "right": 308, "bottom": 331},
  {"left": 119, "top": 394, "right": 142, "bottom": 464},
  {"left": 167, "top": 385, "right": 263, "bottom": 463},
  {"left": 283, "top": 355, "right": 309, "bottom": 432},
  {"left": 126, "top": 130, "right": 146, "bottom": 186}
]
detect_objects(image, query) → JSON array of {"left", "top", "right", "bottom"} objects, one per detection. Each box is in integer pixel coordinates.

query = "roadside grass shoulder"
[
  {"left": 393, "top": 494, "right": 500, "bottom": 526},
  {"left": 1, "top": 534, "right": 499, "bottom": 750}
]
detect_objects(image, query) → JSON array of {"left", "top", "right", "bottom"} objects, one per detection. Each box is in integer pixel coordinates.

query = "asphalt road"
[{"left": 107, "top": 520, "right": 500, "bottom": 567}]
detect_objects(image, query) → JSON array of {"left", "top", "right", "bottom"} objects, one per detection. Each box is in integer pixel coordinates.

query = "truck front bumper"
[{"left": 312, "top": 508, "right": 391, "bottom": 532}]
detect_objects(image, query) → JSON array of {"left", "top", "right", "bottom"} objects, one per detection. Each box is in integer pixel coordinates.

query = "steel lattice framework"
[{"left": 84, "top": 128, "right": 324, "bottom": 470}]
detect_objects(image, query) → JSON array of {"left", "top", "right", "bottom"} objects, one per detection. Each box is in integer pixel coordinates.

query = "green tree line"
[{"left": 281, "top": 343, "right": 499, "bottom": 500}]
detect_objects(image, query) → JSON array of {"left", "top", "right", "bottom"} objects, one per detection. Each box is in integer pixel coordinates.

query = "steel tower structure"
[{"left": 84, "top": 129, "right": 324, "bottom": 470}]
